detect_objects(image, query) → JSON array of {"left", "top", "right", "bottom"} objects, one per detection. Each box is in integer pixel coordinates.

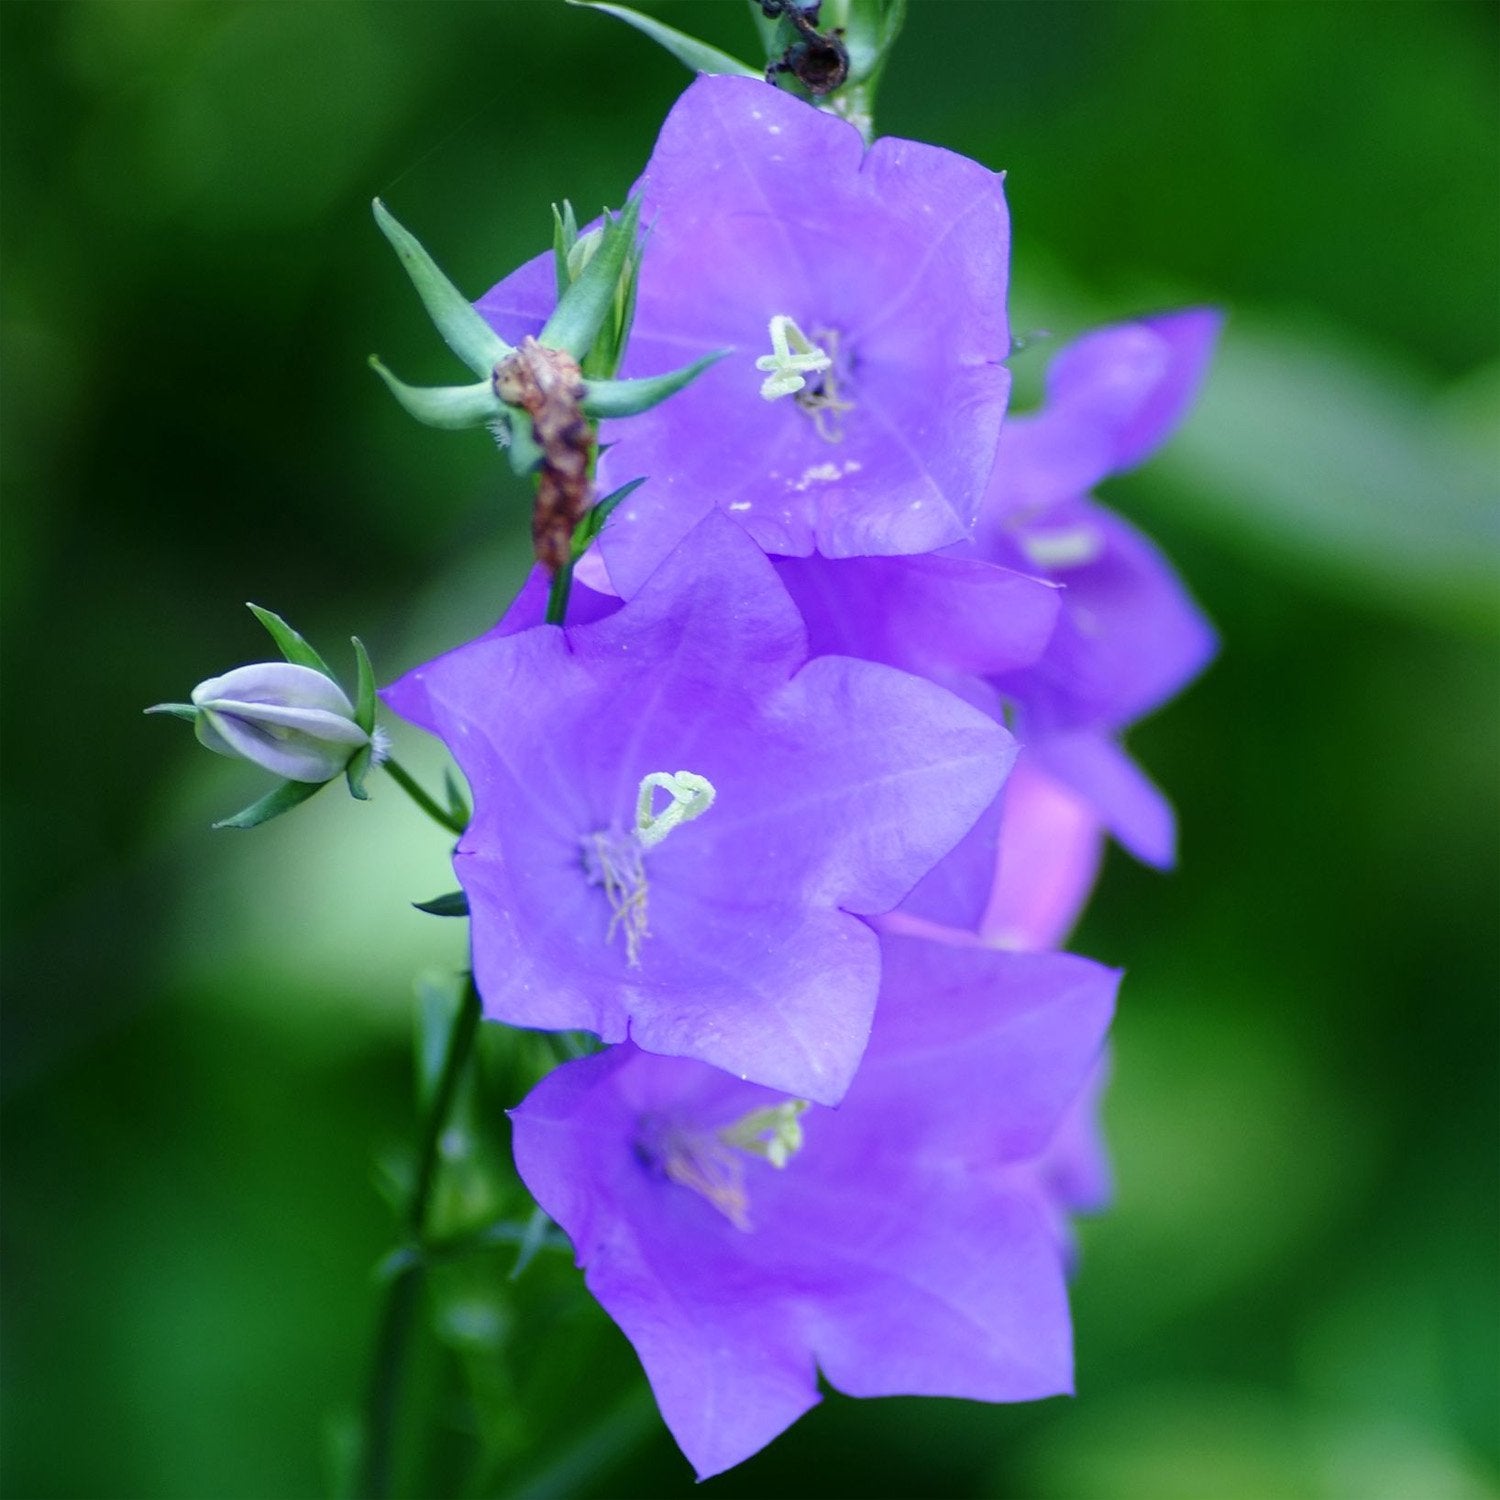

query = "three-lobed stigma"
[{"left": 582, "top": 770, "right": 717, "bottom": 965}]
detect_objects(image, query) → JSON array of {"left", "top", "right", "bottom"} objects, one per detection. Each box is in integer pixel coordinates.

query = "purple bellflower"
[
  {"left": 887, "top": 752, "right": 1108, "bottom": 954},
  {"left": 977, "top": 310, "right": 1221, "bottom": 865},
  {"left": 478, "top": 74, "right": 1013, "bottom": 596},
  {"left": 383, "top": 515, "right": 1013, "bottom": 1104},
  {"left": 510, "top": 932, "right": 1119, "bottom": 1480},
  {"left": 760, "top": 310, "right": 1220, "bottom": 871}
]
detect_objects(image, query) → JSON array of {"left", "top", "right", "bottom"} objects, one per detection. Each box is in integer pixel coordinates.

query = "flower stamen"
[
  {"left": 583, "top": 770, "right": 716, "bottom": 965},
  {"left": 638, "top": 1098, "right": 810, "bottom": 1232},
  {"left": 581, "top": 826, "right": 650, "bottom": 965}
]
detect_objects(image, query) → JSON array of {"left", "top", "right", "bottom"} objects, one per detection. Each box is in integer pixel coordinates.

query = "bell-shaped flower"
[
  {"left": 757, "top": 309, "right": 1220, "bottom": 871},
  {"left": 189, "top": 662, "right": 369, "bottom": 783},
  {"left": 383, "top": 515, "right": 1013, "bottom": 1104},
  {"left": 979, "top": 310, "right": 1222, "bottom": 742},
  {"left": 509, "top": 932, "right": 1119, "bottom": 1480},
  {"left": 889, "top": 751, "right": 1108, "bottom": 953},
  {"left": 478, "top": 73, "right": 1013, "bottom": 596}
]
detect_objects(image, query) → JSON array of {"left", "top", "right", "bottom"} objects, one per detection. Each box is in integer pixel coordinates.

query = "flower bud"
[{"left": 190, "top": 662, "right": 369, "bottom": 783}]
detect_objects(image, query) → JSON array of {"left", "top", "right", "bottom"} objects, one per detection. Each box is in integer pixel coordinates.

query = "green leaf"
[
  {"left": 569, "top": 2, "right": 761, "bottom": 78},
  {"left": 367, "top": 358, "right": 503, "bottom": 430},
  {"left": 212, "top": 776, "right": 326, "bottom": 830},
  {"left": 413, "top": 891, "right": 470, "bottom": 918},
  {"left": 372, "top": 198, "right": 512, "bottom": 379},
  {"left": 573, "top": 476, "right": 646, "bottom": 559},
  {"left": 580, "top": 350, "right": 728, "bottom": 419},
  {"left": 246, "top": 604, "right": 334, "bottom": 677},
  {"left": 143, "top": 702, "right": 197, "bottom": 723},
  {"left": 539, "top": 198, "right": 642, "bottom": 363}
]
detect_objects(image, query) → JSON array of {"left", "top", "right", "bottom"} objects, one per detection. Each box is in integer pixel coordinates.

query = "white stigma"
[
  {"left": 635, "top": 770, "right": 716, "bottom": 850},
  {"left": 582, "top": 770, "right": 717, "bottom": 966},
  {"left": 755, "top": 314, "right": 833, "bottom": 401}
]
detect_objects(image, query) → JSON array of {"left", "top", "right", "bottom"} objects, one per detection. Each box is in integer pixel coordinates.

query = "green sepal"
[
  {"left": 569, "top": 2, "right": 761, "bottom": 78},
  {"left": 413, "top": 891, "right": 470, "bottom": 918},
  {"left": 538, "top": 198, "right": 641, "bottom": 362},
  {"left": 342, "top": 637, "right": 377, "bottom": 800},
  {"left": 573, "top": 476, "right": 646, "bottom": 560},
  {"left": 144, "top": 702, "right": 197, "bottom": 723},
  {"left": 580, "top": 350, "right": 728, "bottom": 419},
  {"left": 610, "top": 234, "right": 642, "bottom": 377},
  {"left": 551, "top": 200, "right": 580, "bottom": 301},
  {"left": 247, "top": 603, "right": 335, "bottom": 678},
  {"left": 350, "top": 636, "right": 377, "bottom": 734},
  {"left": 368, "top": 358, "right": 503, "bottom": 431},
  {"left": 442, "top": 768, "right": 471, "bottom": 828},
  {"left": 372, "top": 198, "right": 512, "bottom": 379},
  {"left": 747, "top": 0, "right": 782, "bottom": 58},
  {"left": 506, "top": 414, "right": 544, "bottom": 478},
  {"left": 841, "top": 0, "right": 907, "bottom": 91},
  {"left": 507, "top": 1204, "right": 556, "bottom": 1282},
  {"left": 212, "top": 775, "right": 326, "bottom": 830},
  {"left": 345, "top": 745, "right": 372, "bottom": 802}
]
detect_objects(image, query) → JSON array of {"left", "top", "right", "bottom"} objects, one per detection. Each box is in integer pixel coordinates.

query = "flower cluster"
[{"left": 377, "top": 73, "right": 1218, "bottom": 1477}]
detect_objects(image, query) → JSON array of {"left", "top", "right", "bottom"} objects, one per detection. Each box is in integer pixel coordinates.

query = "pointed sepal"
[
  {"left": 368, "top": 359, "right": 506, "bottom": 431},
  {"left": 567, "top": 2, "right": 760, "bottom": 79},
  {"left": 412, "top": 891, "right": 471, "bottom": 918},
  {"left": 551, "top": 200, "right": 581, "bottom": 300},
  {"left": 442, "top": 768, "right": 471, "bottom": 829},
  {"left": 345, "top": 636, "right": 378, "bottom": 800},
  {"left": 144, "top": 703, "right": 198, "bottom": 723},
  {"left": 372, "top": 198, "right": 512, "bottom": 379},
  {"left": 538, "top": 198, "right": 641, "bottom": 364},
  {"left": 247, "top": 603, "right": 335, "bottom": 678},
  {"left": 573, "top": 476, "right": 645, "bottom": 559},
  {"left": 212, "top": 776, "right": 326, "bottom": 831},
  {"left": 580, "top": 350, "right": 729, "bottom": 419},
  {"left": 840, "top": 0, "right": 908, "bottom": 92}
]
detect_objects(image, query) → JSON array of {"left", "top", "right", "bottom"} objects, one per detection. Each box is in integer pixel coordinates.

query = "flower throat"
[{"left": 582, "top": 770, "right": 716, "bottom": 966}]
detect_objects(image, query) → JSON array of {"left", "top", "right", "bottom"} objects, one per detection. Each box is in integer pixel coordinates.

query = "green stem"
[
  {"left": 545, "top": 563, "right": 574, "bottom": 626},
  {"left": 408, "top": 979, "right": 483, "bottom": 1239},
  {"left": 383, "top": 757, "right": 466, "bottom": 836},
  {"left": 356, "top": 977, "right": 483, "bottom": 1500}
]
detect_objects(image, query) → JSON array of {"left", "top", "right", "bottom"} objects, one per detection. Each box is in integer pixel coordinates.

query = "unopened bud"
[{"left": 189, "top": 662, "right": 369, "bottom": 783}]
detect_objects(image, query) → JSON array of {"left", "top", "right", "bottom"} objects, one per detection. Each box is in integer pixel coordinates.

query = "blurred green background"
[{"left": 3, "top": 1, "right": 1496, "bottom": 1496}]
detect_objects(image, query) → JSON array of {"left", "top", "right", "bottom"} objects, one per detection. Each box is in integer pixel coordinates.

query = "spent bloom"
[
  {"left": 511, "top": 932, "right": 1119, "bottom": 1480},
  {"left": 479, "top": 73, "right": 1013, "bottom": 595},
  {"left": 383, "top": 515, "right": 1013, "bottom": 1104}
]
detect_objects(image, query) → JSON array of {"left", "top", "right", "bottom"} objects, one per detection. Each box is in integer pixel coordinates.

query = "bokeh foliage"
[{"left": 2, "top": 2, "right": 1496, "bottom": 1497}]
